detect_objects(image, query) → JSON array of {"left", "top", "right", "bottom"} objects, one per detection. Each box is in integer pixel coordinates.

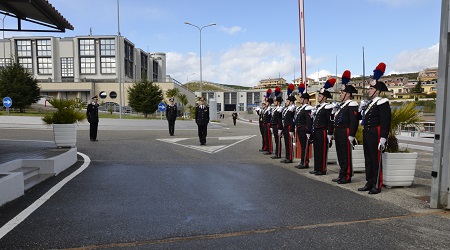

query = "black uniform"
[
  {"left": 271, "top": 106, "right": 283, "bottom": 158},
  {"left": 86, "top": 102, "right": 99, "bottom": 141},
  {"left": 166, "top": 104, "right": 177, "bottom": 136},
  {"left": 195, "top": 104, "right": 210, "bottom": 145},
  {"left": 294, "top": 104, "right": 313, "bottom": 167},
  {"left": 333, "top": 100, "right": 359, "bottom": 182},
  {"left": 311, "top": 103, "right": 334, "bottom": 174},
  {"left": 281, "top": 105, "right": 295, "bottom": 163},
  {"left": 360, "top": 97, "right": 391, "bottom": 192},
  {"left": 262, "top": 106, "right": 272, "bottom": 154},
  {"left": 257, "top": 107, "right": 265, "bottom": 151},
  {"left": 232, "top": 111, "right": 238, "bottom": 126}
]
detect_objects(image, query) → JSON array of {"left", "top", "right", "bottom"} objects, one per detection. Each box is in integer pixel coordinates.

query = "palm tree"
[
  {"left": 166, "top": 88, "right": 180, "bottom": 102},
  {"left": 178, "top": 93, "right": 189, "bottom": 119},
  {"left": 387, "top": 102, "right": 421, "bottom": 152}
]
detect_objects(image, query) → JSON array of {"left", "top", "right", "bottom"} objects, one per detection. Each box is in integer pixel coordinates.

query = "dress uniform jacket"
[
  {"left": 312, "top": 102, "right": 334, "bottom": 174},
  {"left": 294, "top": 104, "right": 313, "bottom": 166},
  {"left": 195, "top": 104, "right": 210, "bottom": 145},
  {"left": 333, "top": 100, "right": 359, "bottom": 182},
  {"left": 360, "top": 97, "right": 391, "bottom": 191}
]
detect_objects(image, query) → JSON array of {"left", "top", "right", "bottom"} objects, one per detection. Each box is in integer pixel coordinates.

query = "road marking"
[
  {"left": 157, "top": 135, "right": 256, "bottom": 154},
  {"left": 0, "top": 152, "right": 91, "bottom": 240}
]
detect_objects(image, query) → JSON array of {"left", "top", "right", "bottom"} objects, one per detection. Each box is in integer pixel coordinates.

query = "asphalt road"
[{"left": 0, "top": 117, "right": 450, "bottom": 249}]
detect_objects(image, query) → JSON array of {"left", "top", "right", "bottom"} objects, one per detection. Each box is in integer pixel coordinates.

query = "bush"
[{"left": 42, "top": 99, "right": 86, "bottom": 124}]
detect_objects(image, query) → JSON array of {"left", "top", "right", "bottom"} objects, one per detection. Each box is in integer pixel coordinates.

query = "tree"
[
  {"left": 386, "top": 102, "right": 421, "bottom": 153},
  {"left": 178, "top": 93, "right": 188, "bottom": 118},
  {"left": 166, "top": 88, "right": 180, "bottom": 101},
  {"left": 411, "top": 81, "right": 422, "bottom": 94},
  {"left": 0, "top": 62, "right": 41, "bottom": 112},
  {"left": 127, "top": 79, "right": 163, "bottom": 118}
]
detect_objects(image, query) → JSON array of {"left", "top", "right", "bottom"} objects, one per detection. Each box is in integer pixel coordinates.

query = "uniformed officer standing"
[
  {"left": 257, "top": 103, "right": 266, "bottom": 152},
  {"left": 294, "top": 91, "right": 313, "bottom": 169},
  {"left": 281, "top": 95, "right": 296, "bottom": 163},
  {"left": 271, "top": 95, "right": 284, "bottom": 159},
  {"left": 332, "top": 73, "right": 359, "bottom": 184},
  {"left": 310, "top": 79, "right": 335, "bottom": 175},
  {"left": 195, "top": 97, "right": 210, "bottom": 145},
  {"left": 86, "top": 95, "right": 100, "bottom": 142},
  {"left": 262, "top": 98, "right": 273, "bottom": 155},
  {"left": 358, "top": 63, "right": 391, "bottom": 194},
  {"left": 166, "top": 98, "right": 177, "bottom": 136}
]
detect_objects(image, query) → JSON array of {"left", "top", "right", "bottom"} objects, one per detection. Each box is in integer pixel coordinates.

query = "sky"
[{"left": 8, "top": 0, "right": 441, "bottom": 87}]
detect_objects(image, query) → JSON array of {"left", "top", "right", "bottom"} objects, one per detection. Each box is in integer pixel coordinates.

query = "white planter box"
[
  {"left": 53, "top": 124, "right": 77, "bottom": 148},
  {"left": 352, "top": 145, "right": 365, "bottom": 173},
  {"left": 382, "top": 152, "right": 418, "bottom": 187}
]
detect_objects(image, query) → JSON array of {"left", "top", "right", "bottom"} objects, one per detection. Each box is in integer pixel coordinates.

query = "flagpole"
[{"left": 298, "top": 0, "right": 307, "bottom": 92}]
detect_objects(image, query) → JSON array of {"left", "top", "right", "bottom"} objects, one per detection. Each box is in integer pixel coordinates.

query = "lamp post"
[
  {"left": 184, "top": 21, "right": 216, "bottom": 98},
  {"left": 186, "top": 72, "right": 195, "bottom": 91},
  {"left": 117, "top": 0, "right": 123, "bottom": 119},
  {"left": 2, "top": 14, "right": 6, "bottom": 68}
]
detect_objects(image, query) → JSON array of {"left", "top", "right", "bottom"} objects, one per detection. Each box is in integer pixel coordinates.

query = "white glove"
[
  {"left": 378, "top": 137, "right": 386, "bottom": 151},
  {"left": 270, "top": 128, "right": 273, "bottom": 134},
  {"left": 278, "top": 130, "right": 282, "bottom": 135},
  {"left": 306, "top": 133, "right": 311, "bottom": 139},
  {"left": 348, "top": 136, "right": 355, "bottom": 143},
  {"left": 290, "top": 132, "right": 294, "bottom": 138},
  {"left": 327, "top": 135, "right": 332, "bottom": 144}
]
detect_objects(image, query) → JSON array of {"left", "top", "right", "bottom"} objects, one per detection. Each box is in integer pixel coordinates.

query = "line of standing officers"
[{"left": 256, "top": 77, "right": 391, "bottom": 195}]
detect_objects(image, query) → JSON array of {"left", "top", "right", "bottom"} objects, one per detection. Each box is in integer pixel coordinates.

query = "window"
[
  {"left": 61, "top": 57, "right": 74, "bottom": 77},
  {"left": 36, "top": 39, "right": 51, "bottom": 56},
  {"left": 16, "top": 40, "right": 32, "bottom": 72},
  {"left": 79, "top": 39, "right": 96, "bottom": 74},
  {"left": 124, "top": 41, "right": 134, "bottom": 78},
  {"left": 239, "top": 103, "right": 244, "bottom": 111},
  {"left": 80, "top": 57, "right": 96, "bottom": 74},
  {"left": 37, "top": 57, "right": 52, "bottom": 74},
  {"left": 0, "top": 58, "right": 11, "bottom": 68},
  {"left": 100, "top": 39, "right": 116, "bottom": 74}
]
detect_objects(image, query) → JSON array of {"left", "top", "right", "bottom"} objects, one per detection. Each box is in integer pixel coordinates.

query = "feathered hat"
[
  {"left": 319, "top": 78, "right": 335, "bottom": 98},
  {"left": 370, "top": 62, "right": 389, "bottom": 91},
  {"left": 265, "top": 88, "right": 272, "bottom": 102},
  {"left": 274, "top": 86, "right": 283, "bottom": 103},
  {"left": 298, "top": 82, "right": 310, "bottom": 99},
  {"left": 287, "top": 83, "right": 296, "bottom": 102},
  {"left": 341, "top": 70, "right": 357, "bottom": 94}
]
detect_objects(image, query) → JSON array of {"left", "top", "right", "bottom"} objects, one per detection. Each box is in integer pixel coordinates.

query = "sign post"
[
  {"left": 3, "top": 96, "right": 12, "bottom": 114},
  {"left": 158, "top": 102, "right": 166, "bottom": 120}
]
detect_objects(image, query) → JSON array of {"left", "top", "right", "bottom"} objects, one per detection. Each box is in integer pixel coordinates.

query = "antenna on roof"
[{"left": 89, "top": 27, "right": 92, "bottom": 36}]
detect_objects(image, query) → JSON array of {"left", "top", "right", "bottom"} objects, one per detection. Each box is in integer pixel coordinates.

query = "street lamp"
[
  {"left": 184, "top": 21, "right": 216, "bottom": 98},
  {"left": 2, "top": 15, "right": 6, "bottom": 68}
]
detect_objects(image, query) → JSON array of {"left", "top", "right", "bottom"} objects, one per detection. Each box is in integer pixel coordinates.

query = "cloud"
[
  {"left": 219, "top": 26, "right": 246, "bottom": 35},
  {"left": 308, "top": 70, "right": 332, "bottom": 81},
  {"left": 365, "top": 0, "right": 427, "bottom": 7},
  {"left": 389, "top": 43, "right": 439, "bottom": 74}
]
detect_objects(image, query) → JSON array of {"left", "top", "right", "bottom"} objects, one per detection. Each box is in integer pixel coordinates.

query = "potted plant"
[
  {"left": 42, "top": 98, "right": 85, "bottom": 148},
  {"left": 382, "top": 102, "right": 421, "bottom": 187}
]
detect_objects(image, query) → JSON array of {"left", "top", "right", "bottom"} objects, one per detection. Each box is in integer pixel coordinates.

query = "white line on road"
[{"left": 0, "top": 152, "right": 91, "bottom": 240}]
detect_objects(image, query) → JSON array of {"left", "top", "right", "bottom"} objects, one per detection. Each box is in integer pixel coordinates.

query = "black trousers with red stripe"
[
  {"left": 259, "top": 122, "right": 265, "bottom": 150},
  {"left": 283, "top": 125, "right": 293, "bottom": 161},
  {"left": 263, "top": 123, "right": 272, "bottom": 153},
  {"left": 297, "top": 126, "right": 310, "bottom": 166},
  {"left": 272, "top": 126, "right": 282, "bottom": 157},
  {"left": 363, "top": 126, "right": 383, "bottom": 191},
  {"left": 335, "top": 127, "right": 353, "bottom": 181},
  {"left": 313, "top": 128, "right": 328, "bottom": 173}
]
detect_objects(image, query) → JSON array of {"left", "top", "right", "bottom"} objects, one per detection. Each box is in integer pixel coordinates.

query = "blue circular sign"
[
  {"left": 158, "top": 102, "right": 166, "bottom": 112},
  {"left": 3, "top": 96, "right": 12, "bottom": 108}
]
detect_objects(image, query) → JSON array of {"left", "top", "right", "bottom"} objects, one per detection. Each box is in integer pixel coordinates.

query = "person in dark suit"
[
  {"left": 166, "top": 98, "right": 177, "bottom": 136},
  {"left": 86, "top": 95, "right": 100, "bottom": 142},
  {"left": 257, "top": 103, "right": 266, "bottom": 152},
  {"left": 195, "top": 97, "right": 210, "bottom": 145},
  {"left": 232, "top": 109, "right": 238, "bottom": 126},
  {"left": 358, "top": 80, "right": 391, "bottom": 194},
  {"left": 332, "top": 79, "right": 359, "bottom": 184},
  {"left": 310, "top": 79, "right": 335, "bottom": 175},
  {"left": 294, "top": 92, "right": 313, "bottom": 169}
]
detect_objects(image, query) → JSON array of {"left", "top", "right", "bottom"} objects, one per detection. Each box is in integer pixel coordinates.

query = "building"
[
  {"left": 0, "top": 35, "right": 195, "bottom": 108},
  {"left": 255, "top": 78, "right": 286, "bottom": 89}
]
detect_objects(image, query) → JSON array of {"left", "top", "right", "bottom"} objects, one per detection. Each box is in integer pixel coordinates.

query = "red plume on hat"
[
  {"left": 373, "top": 62, "right": 386, "bottom": 81},
  {"left": 298, "top": 83, "right": 305, "bottom": 94},
  {"left": 323, "top": 78, "right": 336, "bottom": 89},
  {"left": 342, "top": 70, "right": 351, "bottom": 85},
  {"left": 265, "top": 88, "right": 272, "bottom": 99},
  {"left": 287, "top": 83, "right": 295, "bottom": 96},
  {"left": 274, "top": 86, "right": 281, "bottom": 97}
]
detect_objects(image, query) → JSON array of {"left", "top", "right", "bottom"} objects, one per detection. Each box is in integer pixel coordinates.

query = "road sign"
[
  {"left": 3, "top": 96, "right": 12, "bottom": 108},
  {"left": 158, "top": 102, "right": 166, "bottom": 112}
]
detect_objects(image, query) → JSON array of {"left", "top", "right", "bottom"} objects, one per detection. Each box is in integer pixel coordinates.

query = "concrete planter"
[
  {"left": 352, "top": 145, "right": 365, "bottom": 173},
  {"left": 382, "top": 152, "right": 418, "bottom": 187},
  {"left": 53, "top": 124, "right": 77, "bottom": 148}
]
